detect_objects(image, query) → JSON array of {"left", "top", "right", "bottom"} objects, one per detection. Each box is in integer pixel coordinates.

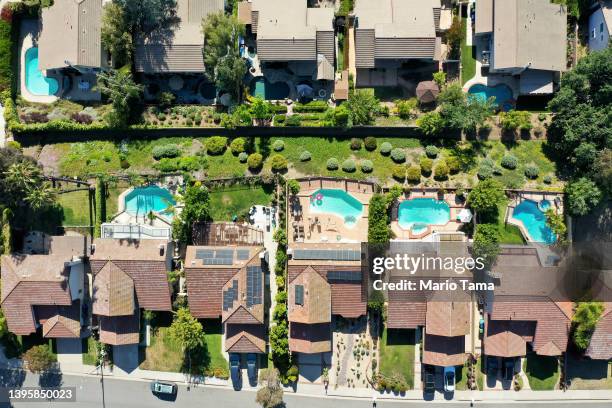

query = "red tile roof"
[
  {"left": 225, "top": 323, "right": 266, "bottom": 353},
  {"left": 586, "top": 307, "right": 612, "bottom": 360},
  {"left": 423, "top": 334, "right": 467, "bottom": 366},
  {"left": 39, "top": 302, "right": 81, "bottom": 338},
  {"left": 484, "top": 316, "right": 534, "bottom": 357},
  {"left": 289, "top": 322, "right": 332, "bottom": 353},
  {"left": 99, "top": 314, "right": 140, "bottom": 345}
]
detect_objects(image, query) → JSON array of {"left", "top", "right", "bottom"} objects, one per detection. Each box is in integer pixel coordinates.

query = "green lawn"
[
  {"left": 455, "top": 363, "right": 469, "bottom": 390},
  {"left": 209, "top": 184, "right": 273, "bottom": 221},
  {"left": 461, "top": 18, "right": 476, "bottom": 85},
  {"left": 497, "top": 200, "right": 525, "bottom": 244},
  {"left": 139, "top": 318, "right": 226, "bottom": 375},
  {"left": 523, "top": 352, "right": 559, "bottom": 390},
  {"left": 379, "top": 328, "right": 415, "bottom": 389},
  {"left": 58, "top": 190, "right": 92, "bottom": 226},
  {"left": 82, "top": 337, "right": 99, "bottom": 366}
]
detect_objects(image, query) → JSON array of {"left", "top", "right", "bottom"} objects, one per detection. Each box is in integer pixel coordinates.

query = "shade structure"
[
  {"left": 416, "top": 80, "right": 440, "bottom": 104},
  {"left": 457, "top": 208, "right": 473, "bottom": 223},
  {"left": 297, "top": 83, "right": 314, "bottom": 102}
]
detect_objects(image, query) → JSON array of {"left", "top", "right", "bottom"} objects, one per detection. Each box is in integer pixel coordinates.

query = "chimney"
[
  {"left": 159, "top": 244, "right": 165, "bottom": 256},
  {"left": 90, "top": 244, "right": 96, "bottom": 255}
]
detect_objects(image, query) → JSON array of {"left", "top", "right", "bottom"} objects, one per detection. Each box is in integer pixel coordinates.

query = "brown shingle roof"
[
  {"left": 37, "top": 302, "right": 82, "bottom": 338},
  {"left": 185, "top": 246, "right": 264, "bottom": 319},
  {"left": 425, "top": 299, "right": 470, "bottom": 337},
  {"left": 225, "top": 324, "right": 266, "bottom": 353},
  {"left": 1, "top": 236, "right": 86, "bottom": 336},
  {"left": 484, "top": 317, "right": 534, "bottom": 357},
  {"left": 423, "top": 334, "right": 466, "bottom": 366},
  {"left": 288, "top": 267, "right": 331, "bottom": 324},
  {"left": 289, "top": 322, "right": 331, "bottom": 353},
  {"left": 99, "top": 314, "right": 140, "bottom": 345},
  {"left": 92, "top": 261, "right": 135, "bottom": 316},
  {"left": 586, "top": 307, "right": 612, "bottom": 360}
]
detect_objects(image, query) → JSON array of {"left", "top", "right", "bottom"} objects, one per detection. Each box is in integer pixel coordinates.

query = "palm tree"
[
  {"left": 25, "top": 183, "right": 56, "bottom": 210},
  {"left": 4, "top": 162, "right": 42, "bottom": 192}
]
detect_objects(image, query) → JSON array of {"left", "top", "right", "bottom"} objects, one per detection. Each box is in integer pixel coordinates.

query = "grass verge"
[{"left": 379, "top": 328, "right": 415, "bottom": 389}]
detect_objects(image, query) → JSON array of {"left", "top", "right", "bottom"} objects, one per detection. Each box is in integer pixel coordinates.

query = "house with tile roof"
[
  {"left": 0, "top": 235, "right": 87, "bottom": 339},
  {"left": 89, "top": 239, "right": 173, "bottom": 345},
  {"left": 286, "top": 243, "right": 366, "bottom": 355},
  {"left": 38, "top": 0, "right": 106, "bottom": 73},
  {"left": 134, "top": 0, "right": 225, "bottom": 73},
  {"left": 474, "top": 0, "right": 567, "bottom": 94},
  {"left": 239, "top": 0, "right": 336, "bottom": 81},
  {"left": 352, "top": 0, "right": 442, "bottom": 87},
  {"left": 185, "top": 244, "right": 267, "bottom": 354},
  {"left": 585, "top": 305, "right": 612, "bottom": 360},
  {"left": 483, "top": 247, "right": 572, "bottom": 358}
]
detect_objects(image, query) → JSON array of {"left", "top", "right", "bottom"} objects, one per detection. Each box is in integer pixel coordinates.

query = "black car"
[
  {"left": 424, "top": 373, "right": 435, "bottom": 393},
  {"left": 487, "top": 356, "right": 499, "bottom": 377},
  {"left": 502, "top": 358, "right": 515, "bottom": 381},
  {"left": 230, "top": 353, "right": 242, "bottom": 387},
  {"left": 247, "top": 353, "right": 258, "bottom": 385}
]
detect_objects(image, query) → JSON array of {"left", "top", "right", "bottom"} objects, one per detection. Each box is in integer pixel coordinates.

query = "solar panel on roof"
[
  {"left": 292, "top": 249, "right": 361, "bottom": 261},
  {"left": 195, "top": 249, "right": 214, "bottom": 259},
  {"left": 295, "top": 285, "right": 304, "bottom": 305},
  {"left": 246, "top": 265, "right": 263, "bottom": 307},
  {"left": 236, "top": 249, "right": 250, "bottom": 260},
  {"left": 328, "top": 270, "right": 362, "bottom": 282},
  {"left": 202, "top": 258, "right": 234, "bottom": 265},
  {"left": 222, "top": 280, "right": 239, "bottom": 311},
  {"left": 215, "top": 249, "right": 234, "bottom": 259}
]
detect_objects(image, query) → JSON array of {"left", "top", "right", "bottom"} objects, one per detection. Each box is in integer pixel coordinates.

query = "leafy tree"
[
  {"left": 347, "top": 90, "right": 380, "bottom": 125},
  {"left": 368, "top": 194, "right": 390, "bottom": 243},
  {"left": 593, "top": 149, "right": 612, "bottom": 193},
  {"left": 545, "top": 208, "right": 566, "bottom": 244},
  {"left": 572, "top": 301, "right": 604, "bottom": 350},
  {"left": 551, "top": 0, "right": 592, "bottom": 19},
  {"left": 3, "top": 160, "right": 55, "bottom": 210},
  {"left": 256, "top": 368, "right": 284, "bottom": 408},
  {"left": 472, "top": 224, "right": 500, "bottom": 267},
  {"left": 367, "top": 289, "right": 385, "bottom": 314},
  {"left": 202, "top": 12, "right": 246, "bottom": 102},
  {"left": 547, "top": 47, "right": 612, "bottom": 176},
  {"left": 433, "top": 71, "right": 446, "bottom": 88},
  {"left": 116, "top": 0, "right": 178, "bottom": 35},
  {"left": 287, "top": 179, "right": 300, "bottom": 195},
  {"left": 250, "top": 97, "right": 273, "bottom": 123},
  {"left": 172, "top": 183, "right": 211, "bottom": 243},
  {"left": 169, "top": 307, "right": 205, "bottom": 351},
  {"left": 439, "top": 83, "right": 494, "bottom": 132},
  {"left": 445, "top": 16, "right": 462, "bottom": 59},
  {"left": 417, "top": 111, "right": 444, "bottom": 136},
  {"left": 332, "top": 103, "right": 350, "bottom": 127},
  {"left": 565, "top": 177, "right": 602, "bottom": 216},
  {"left": 467, "top": 179, "right": 505, "bottom": 222},
  {"left": 96, "top": 69, "right": 144, "bottom": 127},
  {"left": 101, "top": 2, "right": 132, "bottom": 66},
  {"left": 395, "top": 98, "right": 418, "bottom": 120},
  {"left": 22, "top": 345, "right": 56, "bottom": 373},
  {"left": 499, "top": 110, "right": 532, "bottom": 131}
]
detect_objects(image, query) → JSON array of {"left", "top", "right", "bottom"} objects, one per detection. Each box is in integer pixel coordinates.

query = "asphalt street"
[{"left": 0, "top": 370, "right": 610, "bottom": 408}]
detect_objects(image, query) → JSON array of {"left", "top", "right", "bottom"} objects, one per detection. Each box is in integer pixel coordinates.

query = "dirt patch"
[
  {"left": 37, "top": 145, "right": 62, "bottom": 176},
  {"left": 189, "top": 139, "right": 204, "bottom": 155}
]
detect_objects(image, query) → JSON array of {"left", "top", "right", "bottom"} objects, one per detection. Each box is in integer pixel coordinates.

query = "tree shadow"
[
  {"left": 39, "top": 370, "right": 63, "bottom": 388},
  {"left": 181, "top": 343, "right": 211, "bottom": 376}
]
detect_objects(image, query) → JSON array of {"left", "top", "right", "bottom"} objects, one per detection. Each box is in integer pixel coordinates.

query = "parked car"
[
  {"left": 247, "top": 353, "right": 258, "bottom": 385},
  {"left": 150, "top": 380, "right": 177, "bottom": 395},
  {"left": 443, "top": 366, "right": 455, "bottom": 392},
  {"left": 230, "top": 353, "right": 242, "bottom": 386},
  {"left": 424, "top": 373, "right": 435, "bottom": 394},
  {"left": 503, "top": 358, "right": 515, "bottom": 381},
  {"left": 487, "top": 356, "right": 499, "bottom": 377}
]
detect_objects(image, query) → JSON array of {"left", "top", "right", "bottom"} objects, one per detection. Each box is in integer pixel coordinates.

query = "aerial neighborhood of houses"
[{"left": 0, "top": 0, "right": 610, "bottom": 405}]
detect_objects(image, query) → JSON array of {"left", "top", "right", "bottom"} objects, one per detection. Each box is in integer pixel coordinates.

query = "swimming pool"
[
  {"left": 309, "top": 189, "right": 363, "bottom": 227},
  {"left": 510, "top": 199, "right": 556, "bottom": 244},
  {"left": 398, "top": 198, "right": 450, "bottom": 230},
  {"left": 124, "top": 186, "right": 176, "bottom": 220},
  {"left": 249, "top": 77, "right": 290, "bottom": 100},
  {"left": 24, "top": 47, "right": 59, "bottom": 96},
  {"left": 468, "top": 83, "right": 513, "bottom": 111}
]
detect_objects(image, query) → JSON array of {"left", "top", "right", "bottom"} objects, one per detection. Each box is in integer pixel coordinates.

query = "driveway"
[
  {"left": 112, "top": 344, "right": 140, "bottom": 375},
  {"left": 56, "top": 338, "right": 88, "bottom": 373}
]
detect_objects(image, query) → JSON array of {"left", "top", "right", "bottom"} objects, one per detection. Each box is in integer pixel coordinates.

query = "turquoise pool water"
[
  {"left": 398, "top": 198, "right": 450, "bottom": 230},
  {"left": 468, "top": 83, "right": 513, "bottom": 111},
  {"left": 124, "top": 186, "right": 176, "bottom": 219},
  {"left": 511, "top": 199, "right": 556, "bottom": 244},
  {"left": 249, "top": 77, "right": 290, "bottom": 100},
  {"left": 24, "top": 48, "right": 59, "bottom": 96},
  {"left": 309, "top": 189, "right": 363, "bottom": 227}
]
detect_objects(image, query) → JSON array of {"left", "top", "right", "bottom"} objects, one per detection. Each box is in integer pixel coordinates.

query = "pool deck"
[
  {"left": 289, "top": 178, "right": 374, "bottom": 244},
  {"left": 390, "top": 191, "right": 466, "bottom": 241}
]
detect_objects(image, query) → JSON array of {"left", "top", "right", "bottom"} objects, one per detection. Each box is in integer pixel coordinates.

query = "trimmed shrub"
[
  {"left": 360, "top": 159, "right": 373, "bottom": 173},
  {"left": 390, "top": 148, "right": 406, "bottom": 163},
  {"left": 269, "top": 154, "right": 288, "bottom": 172},
  {"left": 293, "top": 100, "right": 328, "bottom": 112},
  {"left": 152, "top": 144, "right": 181, "bottom": 160},
  {"left": 543, "top": 174, "right": 553, "bottom": 184},
  {"left": 477, "top": 165, "right": 493, "bottom": 180},
  {"left": 538, "top": 113, "right": 547, "bottom": 122},
  {"left": 285, "top": 114, "right": 301, "bottom": 126},
  {"left": 272, "top": 140, "right": 285, "bottom": 152},
  {"left": 392, "top": 165, "right": 406, "bottom": 182},
  {"left": 380, "top": 142, "right": 393, "bottom": 155},
  {"left": 154, "top": 158, "right": 179, "bottom": 172},
  {"left": 178, "top": 156, "right": 202, "bottom": 171},
  {"left": 247, "top": 153, "right": 263, "bottom": 170},
  {"left": 425, "top": 145, "right": 439, "bottom": 158},
  {"left": 327, "top": 158, "right": 339, "bottom": 170},
  {"left": 299, "top": 151, "right": 311, "bottom": 162},
  {"left": 501, "top": 154, "right": 518, "bottom": 170},
  {"left": 395, "top": 98, "right": 418, "bottom": 119},
  {"left": 407, "top": 166, "right": 421, "bottom": 183},
  {"left": 524, "top": 164, "right": 539, "bottom": 179},
  {"left": 364, "top": 136, "right": 377, "bottom": 151},
  {"left": 420, "top": 157, "right": 433, "bottom": 176},
  {"left": 230, "top": 137, "right": 246, "bottom": 155},
  {"left": 342, "top": 159, "right": 356, "bottom": 172},
  {"left": 205, "top": 136, "right": 227, "bottom": 155},
  {"left": 434, "top": 161, "right": 449, "bottom": 180},
  {"left": 446, "top": 156, "right": 461, "bottom": 174},
  {"left": 238, "top": 152, "right": 248, "bottom": 163},
  {"left": 480, "top": 157, "right": 495, "bottom": 168},
  {"left": 350, "top": 138, "right": 362, "bottom": 150}
]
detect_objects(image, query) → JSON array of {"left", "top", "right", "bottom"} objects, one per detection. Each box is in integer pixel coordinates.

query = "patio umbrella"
[
  {"left": 457, "top": 208, "right": 473, "bottom": 223},
  {"left": 296, "top": 83, "right": 314, "bottom": 102},
  {"left": 416, "top": 80, "right": 440, "bottom": 104},
  {"left": 168, "top": 75, "right": 184, "bottom": 91}
]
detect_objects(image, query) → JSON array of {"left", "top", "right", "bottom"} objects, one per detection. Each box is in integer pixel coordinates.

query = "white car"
[{"left": 443, "top": 366, "right": 455, "bottom": 392}]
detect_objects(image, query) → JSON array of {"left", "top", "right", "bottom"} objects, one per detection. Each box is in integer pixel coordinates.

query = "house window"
[
  {"left": 592, "top": 28, "right": 597, "bottom": 39},
  {"left": 600, "top": 23, "right": 604, "bottom": 33},
  {"left": 295, "top": 285, "right": 304, "bottom": 306}
]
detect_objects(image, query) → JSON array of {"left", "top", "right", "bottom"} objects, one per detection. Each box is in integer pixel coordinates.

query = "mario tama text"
[{"left": 372, "top": 277, "right": 493, "bottom": 292}]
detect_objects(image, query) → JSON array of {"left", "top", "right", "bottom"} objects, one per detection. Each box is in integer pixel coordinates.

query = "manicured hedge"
[
  {"left": 0, "top": 18, "right": 12, "bottom": 93},
  {"left": 293, "top": 100, "right": 328, "bottom": 113}
]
